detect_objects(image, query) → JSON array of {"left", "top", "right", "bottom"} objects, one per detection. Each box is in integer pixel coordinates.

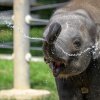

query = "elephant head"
[{"left": 43, "top": 9, "right": 100, "bottom": 78}]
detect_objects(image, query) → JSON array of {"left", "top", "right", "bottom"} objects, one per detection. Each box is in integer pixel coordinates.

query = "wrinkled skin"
[{"left": 43, "top": 1, "right": 100, "bottom": 100}]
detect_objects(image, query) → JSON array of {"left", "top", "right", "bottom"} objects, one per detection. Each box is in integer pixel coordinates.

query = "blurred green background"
[{"left": 0, "top": 0, "right": 69, "bottom": 99}]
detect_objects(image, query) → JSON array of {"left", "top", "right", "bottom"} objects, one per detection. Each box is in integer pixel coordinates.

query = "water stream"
[{"left": 0, "top": 11, "right": 100, "bottom": 57}]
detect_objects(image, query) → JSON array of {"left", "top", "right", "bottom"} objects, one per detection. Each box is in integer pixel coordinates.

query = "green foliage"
[
  {"left": 37, "top": 0, "right": 66, "bottom": 4},
  {"left": 30, "top": 26, "right": 44, "bottom": 38},
  {"left": 0, "top": 60, "right": 13, "bottom": 90},
  {"left": 0, "top": 26, "right": 45, "bottom": 56},
  {"left": 0, "top": 60, "right": 58, "bottom": 100},
  {"left": 0, "top": 26, "right": 13, "bottom": 42},
  {"left": 0, "top": 48, "right": 13, "bottom": 54},
  {"left": 0, "top": 26, "right": 44, "bottom": 43}
]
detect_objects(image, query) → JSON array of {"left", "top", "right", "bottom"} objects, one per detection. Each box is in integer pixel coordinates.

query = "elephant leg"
[{"left": 55, "top": 78, "right": 83, "bottom": 100}]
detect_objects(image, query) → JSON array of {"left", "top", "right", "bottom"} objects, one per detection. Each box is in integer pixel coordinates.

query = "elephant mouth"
[{"left": 49, "top": 61, "right": 66, "bottom": 77}]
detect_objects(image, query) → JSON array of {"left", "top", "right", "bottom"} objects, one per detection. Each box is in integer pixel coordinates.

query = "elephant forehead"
[
  {"left": 51, "top": 13, "right": 84, "bottom": 26},
  {"left": 60, "top": 27, "right": 80, "bottom": 38}
]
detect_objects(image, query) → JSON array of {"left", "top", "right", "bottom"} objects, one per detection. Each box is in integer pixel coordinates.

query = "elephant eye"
[{"left": 73, "top": 39, "right": 81, "bottom": 49}]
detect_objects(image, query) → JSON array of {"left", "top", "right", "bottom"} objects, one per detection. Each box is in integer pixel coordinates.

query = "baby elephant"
[{"left": 43, "top": 0, "right": 100, "bottom": 100}]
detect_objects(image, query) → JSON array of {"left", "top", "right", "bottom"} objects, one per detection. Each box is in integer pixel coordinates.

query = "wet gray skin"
[{"left": 43, "top": 9, "right": 97, "bottom": 78}]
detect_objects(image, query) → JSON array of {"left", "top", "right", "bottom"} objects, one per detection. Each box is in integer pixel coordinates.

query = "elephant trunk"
[
  {"left": 45, "top": 22, "right": 61, "bottom": 44},
  {"left": 44, "top": 23, "right": 64, "bottom": 60}
]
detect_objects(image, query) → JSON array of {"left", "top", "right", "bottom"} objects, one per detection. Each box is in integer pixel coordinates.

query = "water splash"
[
  {"left": 56, "top": 42, "right": 100, "bottom": 57},
  {"left": 0, "top": 11, "right": 13, "bottom": 28},
  {"left": 0, "top": 17, "right": 99, "bottom": 57},
  {"left": 24, "top": 34, "right": 45, "bottom": 41},
  {"left": 0, "top": 11, "right": 99, "bottom": 57},
  {"left": 0, "top": 15, "right": 14, "bottom": 48},
  {"left": 24, "top": 34, "right": 100, "bottom": 57},
  {"left": 56, "top": 44, "right": 91, "bottom": 57}
]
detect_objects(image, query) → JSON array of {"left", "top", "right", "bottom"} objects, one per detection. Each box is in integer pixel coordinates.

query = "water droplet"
[{"left": 56, "top": 44, "right": 93, "bottom": 57}]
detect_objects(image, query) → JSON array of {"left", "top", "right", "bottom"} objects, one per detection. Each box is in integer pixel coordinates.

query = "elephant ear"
[{"left": 93, "top": 24, "right": 100, "bottom": 59}]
